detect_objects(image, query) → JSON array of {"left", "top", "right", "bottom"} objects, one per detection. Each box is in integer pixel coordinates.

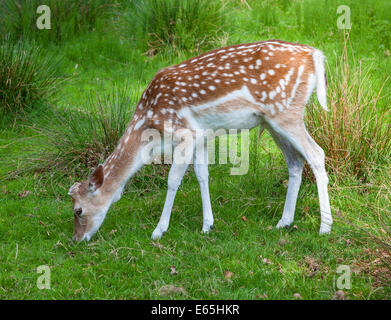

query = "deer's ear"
[{"left": 88, "top": 165, "right": 104, "bottom": 192}]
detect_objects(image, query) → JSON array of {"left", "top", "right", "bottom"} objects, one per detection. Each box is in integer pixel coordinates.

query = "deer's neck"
[{"left": 100, "top": 122, "right": 145, "bottom": 203}]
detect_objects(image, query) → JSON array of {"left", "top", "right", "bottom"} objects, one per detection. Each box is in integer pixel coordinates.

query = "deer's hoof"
[
  {"left": 151, "top": 228, "right": 166, "bottom": 240},
  {"left": 319, "top": 224, "right": 331, "bottom": 235},
  {"left": 202, "top": 224, "right": 214, "bottom": 234},
  {"left": 276, "top": 219, "right": 292, "bottom": 229}
]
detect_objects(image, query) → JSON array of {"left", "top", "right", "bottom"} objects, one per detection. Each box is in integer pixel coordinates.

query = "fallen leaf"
[
  {"left": 278, "top": 238, "right": 289, "bottom": 247},
  {"left": 293, "top": 293, "right": 302, "bottom": 299},
  {"left": 259, "top": 256, "right": 271, "bottom": 264},
  {"left": 73, "top": 288, "right": 82, "bottom": 295},
  {"left": 158, "top": 285, "right": 186, "bottom": 296},
  {"left": 18, "top": 190, "right": 31, "bottom": 198},
  {"left": 333, "top": 290, "right": 347, "bottom": 300},
  {"left": 259, "top": 293, "right": 268, "bottom": 299},
  {"left": 170, "top": 266, "right": 178, "bottom": 275},
  {"left": 224, "top": 271, "right": 234, "bottom": 279},
  {"left": 151, "top": 242, "right": 165, "bottom": 249},
  {"left": 241, "top": 216, "right": 248, "bottom": 222},
  {"left": 1, "top": 186, "right": 10, "bottom": 195},
  {"left": 304, "top": 256, "right": 321, "bottom": 273},
  {"left": 210, "top": 289, "right": 218, "bottom": 296},
  {"left": 218, "top": 198, "right": 229, "bottom": 206}
]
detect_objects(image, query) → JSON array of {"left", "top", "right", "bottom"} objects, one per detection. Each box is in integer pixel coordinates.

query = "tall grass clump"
[
  {"left": 31, "top": 85, "right": 139, "bottom": 177},
  {"left": 0, "top": 35, "right": 61, "bottom": 117},
  {"left": 0, "top": 0, "right": 113, "bottom": 44},
  {"left": 25, "top": 84, "right": 170, "bottom": 191},
  {"left": 306, "top": 38, "right": 391, "bottom": 180},
  {"left": 119, "top": 0, "right": 229, "bottom": 55}
]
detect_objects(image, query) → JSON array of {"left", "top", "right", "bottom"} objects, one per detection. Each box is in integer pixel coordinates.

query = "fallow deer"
[{"left": 68, "top": 40, "right": 332, "bottom": 241}]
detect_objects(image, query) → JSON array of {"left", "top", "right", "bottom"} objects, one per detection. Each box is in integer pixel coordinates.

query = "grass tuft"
[
  {"left": 306, "top": 36, "right": 391, "bottom": 180},
  {"left": 0, "top": 35, "right": 61, "bottom": 117},
  {"left": 27, "top": 84, "right": 139, "bottom": 178},
  {"left": 119, "top": 0, "right": 228, "bottom": 55}
]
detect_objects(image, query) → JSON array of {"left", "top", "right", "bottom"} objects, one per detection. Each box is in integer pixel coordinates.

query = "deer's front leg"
[
  {"left": 151, "top": 161, "right": 189, "bottom": 240},
  {"left": 194, "top": 156, "right": 214, "bottom": 234}
]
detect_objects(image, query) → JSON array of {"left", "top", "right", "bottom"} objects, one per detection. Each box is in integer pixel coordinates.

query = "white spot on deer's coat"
[{"left": 134, "top": 118, "right": 145, "bottom": 130}]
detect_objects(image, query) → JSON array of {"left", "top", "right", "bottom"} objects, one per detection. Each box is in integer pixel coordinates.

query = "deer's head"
[{"left": 68, "top": 165, "right": 110, "bottom": 241}]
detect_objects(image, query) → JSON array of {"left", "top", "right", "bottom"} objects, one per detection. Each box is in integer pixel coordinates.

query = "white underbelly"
[
  {"left": 177, "top": 86, "right": 264, "bottom": 132},
  {"left": 194, "top": 107, "right": 261, "bottom": 131}
]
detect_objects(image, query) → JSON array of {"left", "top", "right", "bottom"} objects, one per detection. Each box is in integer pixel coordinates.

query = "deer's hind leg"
[
  {"left": 266, "top": 119, "right": 332, "bottom": 234},
  {"left": 267, "top": 127, "right": 305, "bottom": 229}
]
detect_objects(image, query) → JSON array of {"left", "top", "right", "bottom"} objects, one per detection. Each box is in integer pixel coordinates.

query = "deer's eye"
[{"left": 74, "top": 208, "right": 83, "bottom": 216}]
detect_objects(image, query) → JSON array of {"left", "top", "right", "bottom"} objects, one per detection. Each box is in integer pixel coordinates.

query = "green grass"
[
  {"left": 1, "top": 0, "right": 391, "bottom": 299},
  {"left": 1, "top": 131, "right": 390, "bottom": 299},
  {"left": 0, "top": 0, "right": 114, "bottom": 44}
]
